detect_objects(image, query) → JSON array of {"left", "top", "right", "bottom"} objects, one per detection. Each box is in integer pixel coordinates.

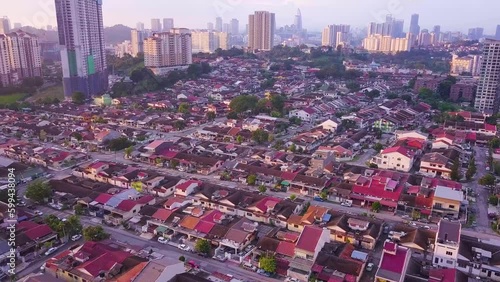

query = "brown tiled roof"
[{"left": 179, "top": 215, "right": 200, "bottom": 230}]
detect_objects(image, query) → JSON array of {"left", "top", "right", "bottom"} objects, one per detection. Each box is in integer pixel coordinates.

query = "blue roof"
[
  {"left": 115, "top": 189, "right": 140, "bottom": 200},
  {"left": 351, "top": 250, "right": 368, "bottom": 261},
  {"left": 106, "top": 197, "right": 122, "bottom": 208},
  {"left": 322, "top": 213, "right": 332, "bottom": 222}
]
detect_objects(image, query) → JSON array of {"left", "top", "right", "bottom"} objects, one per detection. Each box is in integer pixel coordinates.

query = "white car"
[
  {"left": 71, "top": 234, "right": 82, "bottom": 241},
  {"left": 44, "top": 247, "right": 57, "bottom": 256},
  {"left": 178, "top": 244, "right": 191, "bottom": 251},
  {"left": 158, "top": 237, "right": 168, "bottom": 244},
  {"left": 34, "top": 210, "right": 43, "bottom": 216},
  {"left": 366, "top": 262, "right": 374, "bottom": 272},
  {"left": 341, "top": 202, "right": 352, "bottom": 207}
]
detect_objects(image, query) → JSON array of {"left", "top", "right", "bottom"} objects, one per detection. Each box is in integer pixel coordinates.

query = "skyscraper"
[
  {"left": 0, "top": 17, "right": 10, "bottom": 34},
  {"left": 409, "top": 14, "right": 420, "bottom": 35},
  {"left": 223, "top": 23, "right": 231, "bottom": 33},
  {"left": 215, "top": 17, "right": 223, "bottom": 32},
  {"left": 468, "top": 27, "right": 484, "bottom": 40},
  {"left": 230, "top": 19, "right": 239, "bottom": 35},
  {"left": 55, "top": 0, "right": 108, "bottom": 98},
  {"left": 136, "top": 22, "right": 145, "bottom": 31},
  {"left": 368, "top": 16, "right": 403, "bottom": 38},
  {"left": 474, "top": 39, "right": 500, "bottom": 113},
  {"left": 163, "top": 18, "right": 174, "bottom": 32},
  {"left": 207, "top": 22, "right": 214, "bottom": 31},
  {"left": 191, "top": 30, "right": 229, "bottom": 53},
  {"left": 0, "top": 30, "right": 42, "bottom": 87},
  {"left": 131, "top": 29, "right": 144, "bottom": 57},
  {"left": 294, "top": 9, "right": 302, "bottom": 31},
  {"left": 144, "top": 28, "right": 192, "bottom": 76},
  {"left": 496, "top": 25, "right": 500, "bottom": 40},
  {"left": 248, "top": 11, "right": 275, "bottom": 51},
  {"left": 151, "top": 19, "right": 162, "bottom": 32}
]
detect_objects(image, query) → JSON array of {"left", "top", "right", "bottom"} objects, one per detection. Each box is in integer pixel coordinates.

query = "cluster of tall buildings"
[
  {"left": 207, "top": 17, "right": 239, "bottom": 34},
  {"left": 451, "top": 54, "right": 482, "bottom": 76},
  {"left": 468, "top": 27, "right": 484, "bottom": 41},
  {"left": 54, "top": 0, "right": 108, "bottom": 98},
  {"left": 321, "top": 24, "right": 350, "bottom": 47},
  {"left": 191, "top": 30, "right": 229, "bottom": 53},
  {"left": 143, "top": 28, "right": 192, "bottom": 76},
  {"left": 0, "top": 30, "right": 42, "bottom": 87},
  {"left": 363, "top": 15, "right": 410, "bottom": 53},
  {"left": 149, "top": 18, "right": 175, "bottom": 33}
]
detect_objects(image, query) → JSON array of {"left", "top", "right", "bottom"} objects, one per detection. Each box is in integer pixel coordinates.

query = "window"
[
  {"left": 446, "top": 260, "right": 453, "bottom": 265},
  {"left": 446, "top": 251, "right": 453, "bottom": 256},
  {"left": 246, "top": 212, "right": 252, "bottom": 217},
  {"left": 449, "top": 205, "right": 455, "bottom": 209},
  {"left": 434, "top": 258, "right": 439, "bottom": 264}
]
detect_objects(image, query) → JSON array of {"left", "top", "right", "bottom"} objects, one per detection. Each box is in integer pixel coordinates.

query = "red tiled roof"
[
  {"left": 25, "top": 224, "right": 54, "bottom": 240},
  {"left": 296, "top": 225, "right": 323, "bottom": 253},
  {"left": 161, "top": 150, "right": 178, "bottom": 159},
  {"left": 281, "top": 171, "right": 298, "bottom": 181},
  {"left": 116, "top": 199, "right": 138, "bottom": 212},
  {"left": 200, "top": 210, "right": 224, "bottom": 223},
  {"left": 89, "top": 161, "right": 107, "bottom": 169},
  {"left": 51, "top": 151, "right": 70, "bottom": 162},
  {"left": 194, "top": 220, "right": 215, "bottom": 234},
  {"left": 94, "top": 193, "right": 113, "bottom": 205},
  {"left": 136, "top": 195, "right": 154, "bottom": 204},
  {"left": 485, "top": 123, "right": 496, "bottom": 131},
  {"left": 429, "top": 268, "right": 457, "bottom": 282},
  {"left": 276, "top": 241, "right": 295, "bottom": 257},
  {"left": 176, "top": 180, "right": 202, "bottom": 191},
  {"left": 253, "top": 197, "right": 280, "bottom": 213},
  {"left": 466, "top": 132, "right": 476, "bottom": 141},
  {"left": 352, "top": 177, "right": 402, "bottom": 202},
  {"left": 152, "top": 208, "right": 174, "bottom": 221},
  {"left": 381, "top": 146, "right": 415, "bottom": 158}
]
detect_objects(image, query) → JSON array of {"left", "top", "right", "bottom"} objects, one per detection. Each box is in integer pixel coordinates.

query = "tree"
[
  {"left": 73, "top": 132, "right": 83, "bottom": 141},
  {"left": 373, "top": 143, "right": 383, "bottom": 153},
  {"left": 479, "top": 174, "right": 496, "bottom": 187},
  {"left": 450, "top": 159, "right": 462, "bottom": 181},
  {"left": 489, "top": 195, "right": 499, "bottom": 206},
  {"left": 259, "top": 254, "right": 277, "bottom": 273},
  {"left": 130, "top": 69, "right": 145, "bottom": 83},
  {"left": 178, "top": 102, "right": 190, "bottom": 114},
  {"left": 346, "top": 81, "right": 360, "bottom": 92},
  {"left": 258, "top": 185, "right": 267, "bottom": 193},
  {"left": 174, "top": 120, "right": 186, "bottom": 130},
  {"left": 83, "top": 226, "right": 110, "bottom": 241},
  {"left": 107, "top": 137, "right": 134, "bottom": 151},
  {"left": 288, "top": 144, "right": 297, "bottom": 152},
  {"left": 371, "top": 201, "right": 382, "bottom": 212},
  {"left": 39, "top": 129, "right": 47, "bottom": 141},
  {"left": 365, "top": 89, "right": 380, "bottom": 99},
  {"left": 25, "top": 180, "right": 51, "bottom": 203},
  {"left": 493, "top": 161, "right": 500, "bottom": 176},
  {"left": 227, "top": 111, "right": 238, "bottom": 119},
  {"left": 229, "top": 95, "right": 259, "bottom": 114},
  {"left": 206, "top": 111, "right": 216, "bottom": 121},
  {"left": 236, "top": 135, "right": 243, "bottom": 144},
  {"left": 466, "top": 157, "right": 477, "bottom": 180},
  {"left": 74, "top": 203, "right": 85, "bottom": 215},
  {"left": 252, "top": 129, "right": 269, "bottom": 144},
  {"left": 124, "top": 146, "right": 134, "bottom": 158},
  {"left": 247, "top": 174, "right": 257, "bottom": 185},
  {"left": 179, "top": 256, "right": 186, "bottom": 262},
  {"left": 194, "top": 239, "right": 211, "bottom": 254},
  {"left": 170, "top": 159, "right": 179, "bottom": 169},
  {"left": 270, "top": 94, "right": 286, "bottom": 113},
  {"left": 319, "top": 190, "right": 328, "bottom": 200},
  {"left": 72, "top": 91, "right": 85, "bottom": 104},
  {"left": 289, "top": 194, "right": 297, "bottom": 201},
  {"left": 489, "top": 137, "right": 500, "bottom": 149},
  {"left": 66, "top": 215, "right": 83, "bottom": 235}
]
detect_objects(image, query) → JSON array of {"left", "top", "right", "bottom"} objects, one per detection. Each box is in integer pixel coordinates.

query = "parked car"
[
  {"left": 18, "top": 201, "right": 26, "bottom": 207},
  {"left": 44, "top": 247, "right": 57, "bottom": 256},
  {"left": 34, "top": 210, "right": 43, "bottom": 216},
  {"left": 257, "top": 269, "right": 272, "bottom": 277},
  {"left": 341, "top": 202, "right": 352, "bottom": 207},
  {"left": 366, "top": 263, "right": 374, "bottom": 272},
  {"left": 158, "top": 237, "right": 168, "bottom": 244},
  {"left": 71, "top": 234, "right": 82, "bottom": 241},
  {"left": 313, "top": 196, "right": 324, "bottom": 202},
  {"left": 178, "top": 244, "right": 191, "bottom": 251}
]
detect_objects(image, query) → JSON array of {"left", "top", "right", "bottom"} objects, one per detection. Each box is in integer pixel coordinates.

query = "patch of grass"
[
  {"left": 0, "top": 93, "right": 28, "bottom": 105},
  {"left": 31, "top": 85, "right": 64, "bottom": 101}
]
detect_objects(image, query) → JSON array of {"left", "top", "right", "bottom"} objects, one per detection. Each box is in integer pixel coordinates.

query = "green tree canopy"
[
  {"left": 83, "top": 226, "right": 110, "bottom": 241},
  {"left": 229, "top": 95, "right": 259, "bottom": 114},
  {"left": 371, "top": 201, "right": 382, "bottom": 212},
  {"left": 72, "top": 91, "right": 86, "bottom": 104},
  {"left": 252, "top": 129, "right": 269, "bottom": 144},
  {"left": 194, "top": 239, "right": 211, "bottom": 254},
  {"left": 259, "top": 254, "right": 277, "bottom": 273},
  {"left": 25, "top": 180, "right": 51, "bottom": 203},
  {"left": 258, "top": 185, "right": 267, "bottom": 193},
  {"left": 479, "top": 174, "right": 496, "bottom": 186},
  {"left": 178, "top": 102, "right": 190, "bottom": 114},
  {"left": 450, "top": 159, "right": 462, "bottom": 181},
  {"left": 247, "top": 174, "right": 257, "bottom": 185}
]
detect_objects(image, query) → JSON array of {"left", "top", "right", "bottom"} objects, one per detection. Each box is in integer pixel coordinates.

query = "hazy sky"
[{"left": 5, "top": 0, "right": 500, "bottom": 33}]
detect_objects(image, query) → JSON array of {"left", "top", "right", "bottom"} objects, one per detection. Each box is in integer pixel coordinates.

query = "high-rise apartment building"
[
  {"left": 55, "top": 0, "right": 108, "bottom": 98},
  {"left": 230, "top": 19, "right": 239, "bottom": 35},
  {"left": 151, "top": 19, "right": 162, "bottom": 32},
  {"left": 0, "top": 30, "right": 42, "bottom": 87},
  {"left": 468, "top": 27, "right": 484, "bottom": 40},
  {"left": 474, "top": 39, "right": 500, "bottom": 113},
  {"left": 131, "top": 29, "right": 144, "bottom": 57},
  {"left": 136, "top": 22, "right": 145, "bottom": 31},
  {"left": 451, "top": 54, "right": 482, "bottom": 76},
  {"left": 368, "top": 16, "right": 403, "bottom": 38},
  {"left": 496, "top": 25, "right": 500, "bottom": 40},
  {"left": 144, "top": 28, "right": 192, "bottom": 76},
  {"left": 163, "top": 18, "right": 174, "bottom": 32},
  {"left": 248, "top": 11, "right": 275, "bottom": 51},
  {"left": 362, "top": 34, "right": 410, "bottom": 53},
  {"left": 322, "top": 24, "right": 350, "bottom": 47},
  {"left": 409, "top": 14, "right": 420, "bottom": 36},
  {"left": 294, "top": 9, "right": 302, "bottom": 31},
  {"left": 418, "top": 29, "right": 432, "bottom": 46},
  {"left": 223, "top": 23, "right": 230, "bottom": 34},
  {"left": 207, "top": 22, "right": 214, "bottom": 31},
  {"left": 191, "top": 30, "right": 229, "bottom": 53},
  {"left": 115, "top": 40, "right": 131, "bottom": 58},
  {"left": 215, "top": 17, "right": 223, "bottom": 32},
  {"left": 0, "top": 17, "right": 10, "bottom": 34}
]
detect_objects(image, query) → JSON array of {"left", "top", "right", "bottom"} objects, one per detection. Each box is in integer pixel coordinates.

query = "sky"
[{"left": 4, "top": 0, "right": 500, "bottom": 33}]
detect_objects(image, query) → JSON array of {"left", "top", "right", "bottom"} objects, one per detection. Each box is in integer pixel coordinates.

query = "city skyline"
[{"left": 4, "top": 0, "right": 500, "bottom": 34}]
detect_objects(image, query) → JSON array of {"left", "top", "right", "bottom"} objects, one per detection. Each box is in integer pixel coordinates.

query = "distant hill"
[
  {"left": 18, "top": 26, "right": 58, "bottom": 42},
  {"left": 104, "top": 24, "right": 132, "bottom": 44}
]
